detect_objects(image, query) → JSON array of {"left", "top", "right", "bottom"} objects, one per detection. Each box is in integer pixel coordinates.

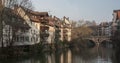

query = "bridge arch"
[
  {"left": 85, "top": 36, "right": 112, "bottom": 46},
  {"left": 100, "top": 40, "right": 113, "bottom": 47},
  {"left": 85, "top": 39, "right": 96, "bottom": 47}
]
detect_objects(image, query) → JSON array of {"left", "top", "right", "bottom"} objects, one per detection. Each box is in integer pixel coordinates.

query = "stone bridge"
[{"left": 85, "top": 36, "right": 112, "bottom": 45}]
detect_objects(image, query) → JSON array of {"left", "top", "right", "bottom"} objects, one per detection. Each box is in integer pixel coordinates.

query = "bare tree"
[{"left": 71, "top": 20, "right": 94, "bottom": 40}]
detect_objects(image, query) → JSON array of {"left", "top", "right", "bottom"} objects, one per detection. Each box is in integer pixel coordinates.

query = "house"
[
  {"left": 0, "top": 5, "right": 72, "bottom": 48},
  {"left": 62, "top": 16, "right": 72, "bottom": 42},
  {"left": 111, "top": 10, "right": 120, "bottom": 36},
  {"left": 47, "top": 16, "right": 55, "bottom": 44},
  {"left": 1, "top": 6, "right": 40, "bottom": 47},
  {"left": 54, "top": 16, "right": 63, "bottom": 42}
]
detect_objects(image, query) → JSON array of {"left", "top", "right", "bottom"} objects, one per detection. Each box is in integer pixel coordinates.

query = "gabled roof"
[
  {"left": 14, "top": 5, "right": 49, "bottom": 22},
  {"left": 64, "top": 18, "right": 71, "bottom": 24}
]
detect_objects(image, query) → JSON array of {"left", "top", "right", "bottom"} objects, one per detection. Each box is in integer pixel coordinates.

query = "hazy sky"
[{"left": 31, "top": 0, "right": 120, "bottom": 23}]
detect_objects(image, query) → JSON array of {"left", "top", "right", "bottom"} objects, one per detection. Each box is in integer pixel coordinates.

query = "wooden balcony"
[{"left": 30, "top": 16, "right": 40, "bottom": 22}]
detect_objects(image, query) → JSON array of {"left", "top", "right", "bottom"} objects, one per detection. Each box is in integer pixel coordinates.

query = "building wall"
[
  {"left": 1, "top": 23, "right": 40, "bottom": 47},
  {"left": 64, "top": 28, "right": 71, "bottom": 42},
  {"left": 2, "top": 24, "right": 12, "bottom": 47},
  {"left": 67, "top": 29, "right": 71, "bottom": 41},
  {"left": 60, "top": 26, "right": 64, "bottom": 41},
  {"left": 47, "top": 26, "right": 55, "bottom": 44},
  {"left": 63, "top": 17, "right": 72, "bottom": 42},
  {"left": 34, "top": 23, "right": 40, "bottom": 30},
  {"left": 111, "top": 10, "right": 120, "bottom": 36},
  {"left": 13, "top": 27, "right": 40, "bottom": 46},
  {"left": 0, "top": 7, "right": 41, "bottom": 47}
]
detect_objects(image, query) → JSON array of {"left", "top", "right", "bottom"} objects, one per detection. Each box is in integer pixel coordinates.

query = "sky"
[{"left": 31, "top": 0, "right": 120, "bottom": 23}]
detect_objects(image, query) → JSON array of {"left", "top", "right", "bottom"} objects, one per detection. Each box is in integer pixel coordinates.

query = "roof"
[
  {"left": 113, "top": 10, "right": 120, "bottom": 20},
  {"left": 114, "top": 10, "right": 120, "bottom": 12},
  {"left": 117, "top": 11, "right": 120, "bottom": 19},
  {"left": 14, "top": 5, "right": 49, "bottom": 22},
  {"left": 27, "top": 11, "right": 49, "bottom": 22},
  {"left": 29, "top": 11, "right": 49, "bottom": 16}
]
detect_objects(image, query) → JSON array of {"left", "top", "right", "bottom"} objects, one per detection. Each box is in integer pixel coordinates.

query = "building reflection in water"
[
  {"left": 67, "top": 50, "right": 72, "bottom": 63},
  {"left": 0, "top": 47, "right": 117, "bottom": 63},
  {"left": 63, "top": 50, "right": 72, "bottom": 63},
  {"left": 47, "top": 54, "right": 55, "bottom": 63},
  {"left": 60, "top": 53, "right": 64, "bottom": 63},
  {"left": 72, "top": 47, "right": 114, "bottom": 63},
  {"left": 44, "top": 49, "right": 72, "bottom": 63},
  {"left": 59, "top": 49, "right": 72, "bottom": 63}
]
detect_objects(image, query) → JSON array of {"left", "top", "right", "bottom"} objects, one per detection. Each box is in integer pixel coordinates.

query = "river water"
[{"left": 0, "top": 46, "right": 118, "bottom": 63}]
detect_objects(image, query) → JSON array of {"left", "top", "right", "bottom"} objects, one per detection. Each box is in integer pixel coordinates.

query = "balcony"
[
  {"left": 55, "top": 21, "right": 61, "bottom": 28},
  {"left": 55, "top": 34, "right": 61, "bottom": 39},
  {"left": 49, "top": 21, "right": 54, "bottom": 26},
  {"left": 40, "top": 31, "right": 49, "bottom": 37},
  {"left": 63, "top": 29, "right": 68, "bottom": 33},
  {"left": 30, "top": 16, "right": 40, "bottom": 22},
  {"left": 63, "top": 34, "right": 68, "bottom": 36},
  {"left": 63, "top": 36, "right": 68, "bottom": 41},
  {"left": 63, "top": 24, "right": 71, "bottom": 28},
  {"left": 40, "top": 17, "right": 49, "bottom": 25},
  {"left": 56, "top": 29, "right": 61, "bottom": 33},
  {"left": 40, "top": 26, "right": 49, "bottom": 32}
]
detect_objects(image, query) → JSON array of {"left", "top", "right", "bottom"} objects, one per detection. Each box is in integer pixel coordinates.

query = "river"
[{"left": 0, "top": 45, "right": 118, "bottom": 63}]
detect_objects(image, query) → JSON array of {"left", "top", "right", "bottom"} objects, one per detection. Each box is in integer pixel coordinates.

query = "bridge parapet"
[{"left": 85, "top": 36, "right": 111, "bottom": 44}]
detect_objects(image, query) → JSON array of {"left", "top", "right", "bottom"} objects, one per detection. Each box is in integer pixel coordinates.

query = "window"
[
  {"left": 25, "top": 36, "right": 29, "bottom": 42},
  {"left": 36, "top": 38, "right": 38, "bottom": 41},
  {"left": 20, "top": 36, "right": 24, "bottom": 42},
  {"left": 31, "top": 37, "right": 32, "bottom": 42},
  {"left": 16, "top": 36, "right": 19, "bottom": 42}
]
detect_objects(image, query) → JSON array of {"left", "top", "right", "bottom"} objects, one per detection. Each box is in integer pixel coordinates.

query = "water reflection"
[
  {"left": 73, "top": 47, "right": 113, "bottom": 63},
  {"left": 55, "top": 49, "right": 72, "bottom": 63},
  {"left": 0, "top": 46, "right": 118, "bottom": 63}
]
